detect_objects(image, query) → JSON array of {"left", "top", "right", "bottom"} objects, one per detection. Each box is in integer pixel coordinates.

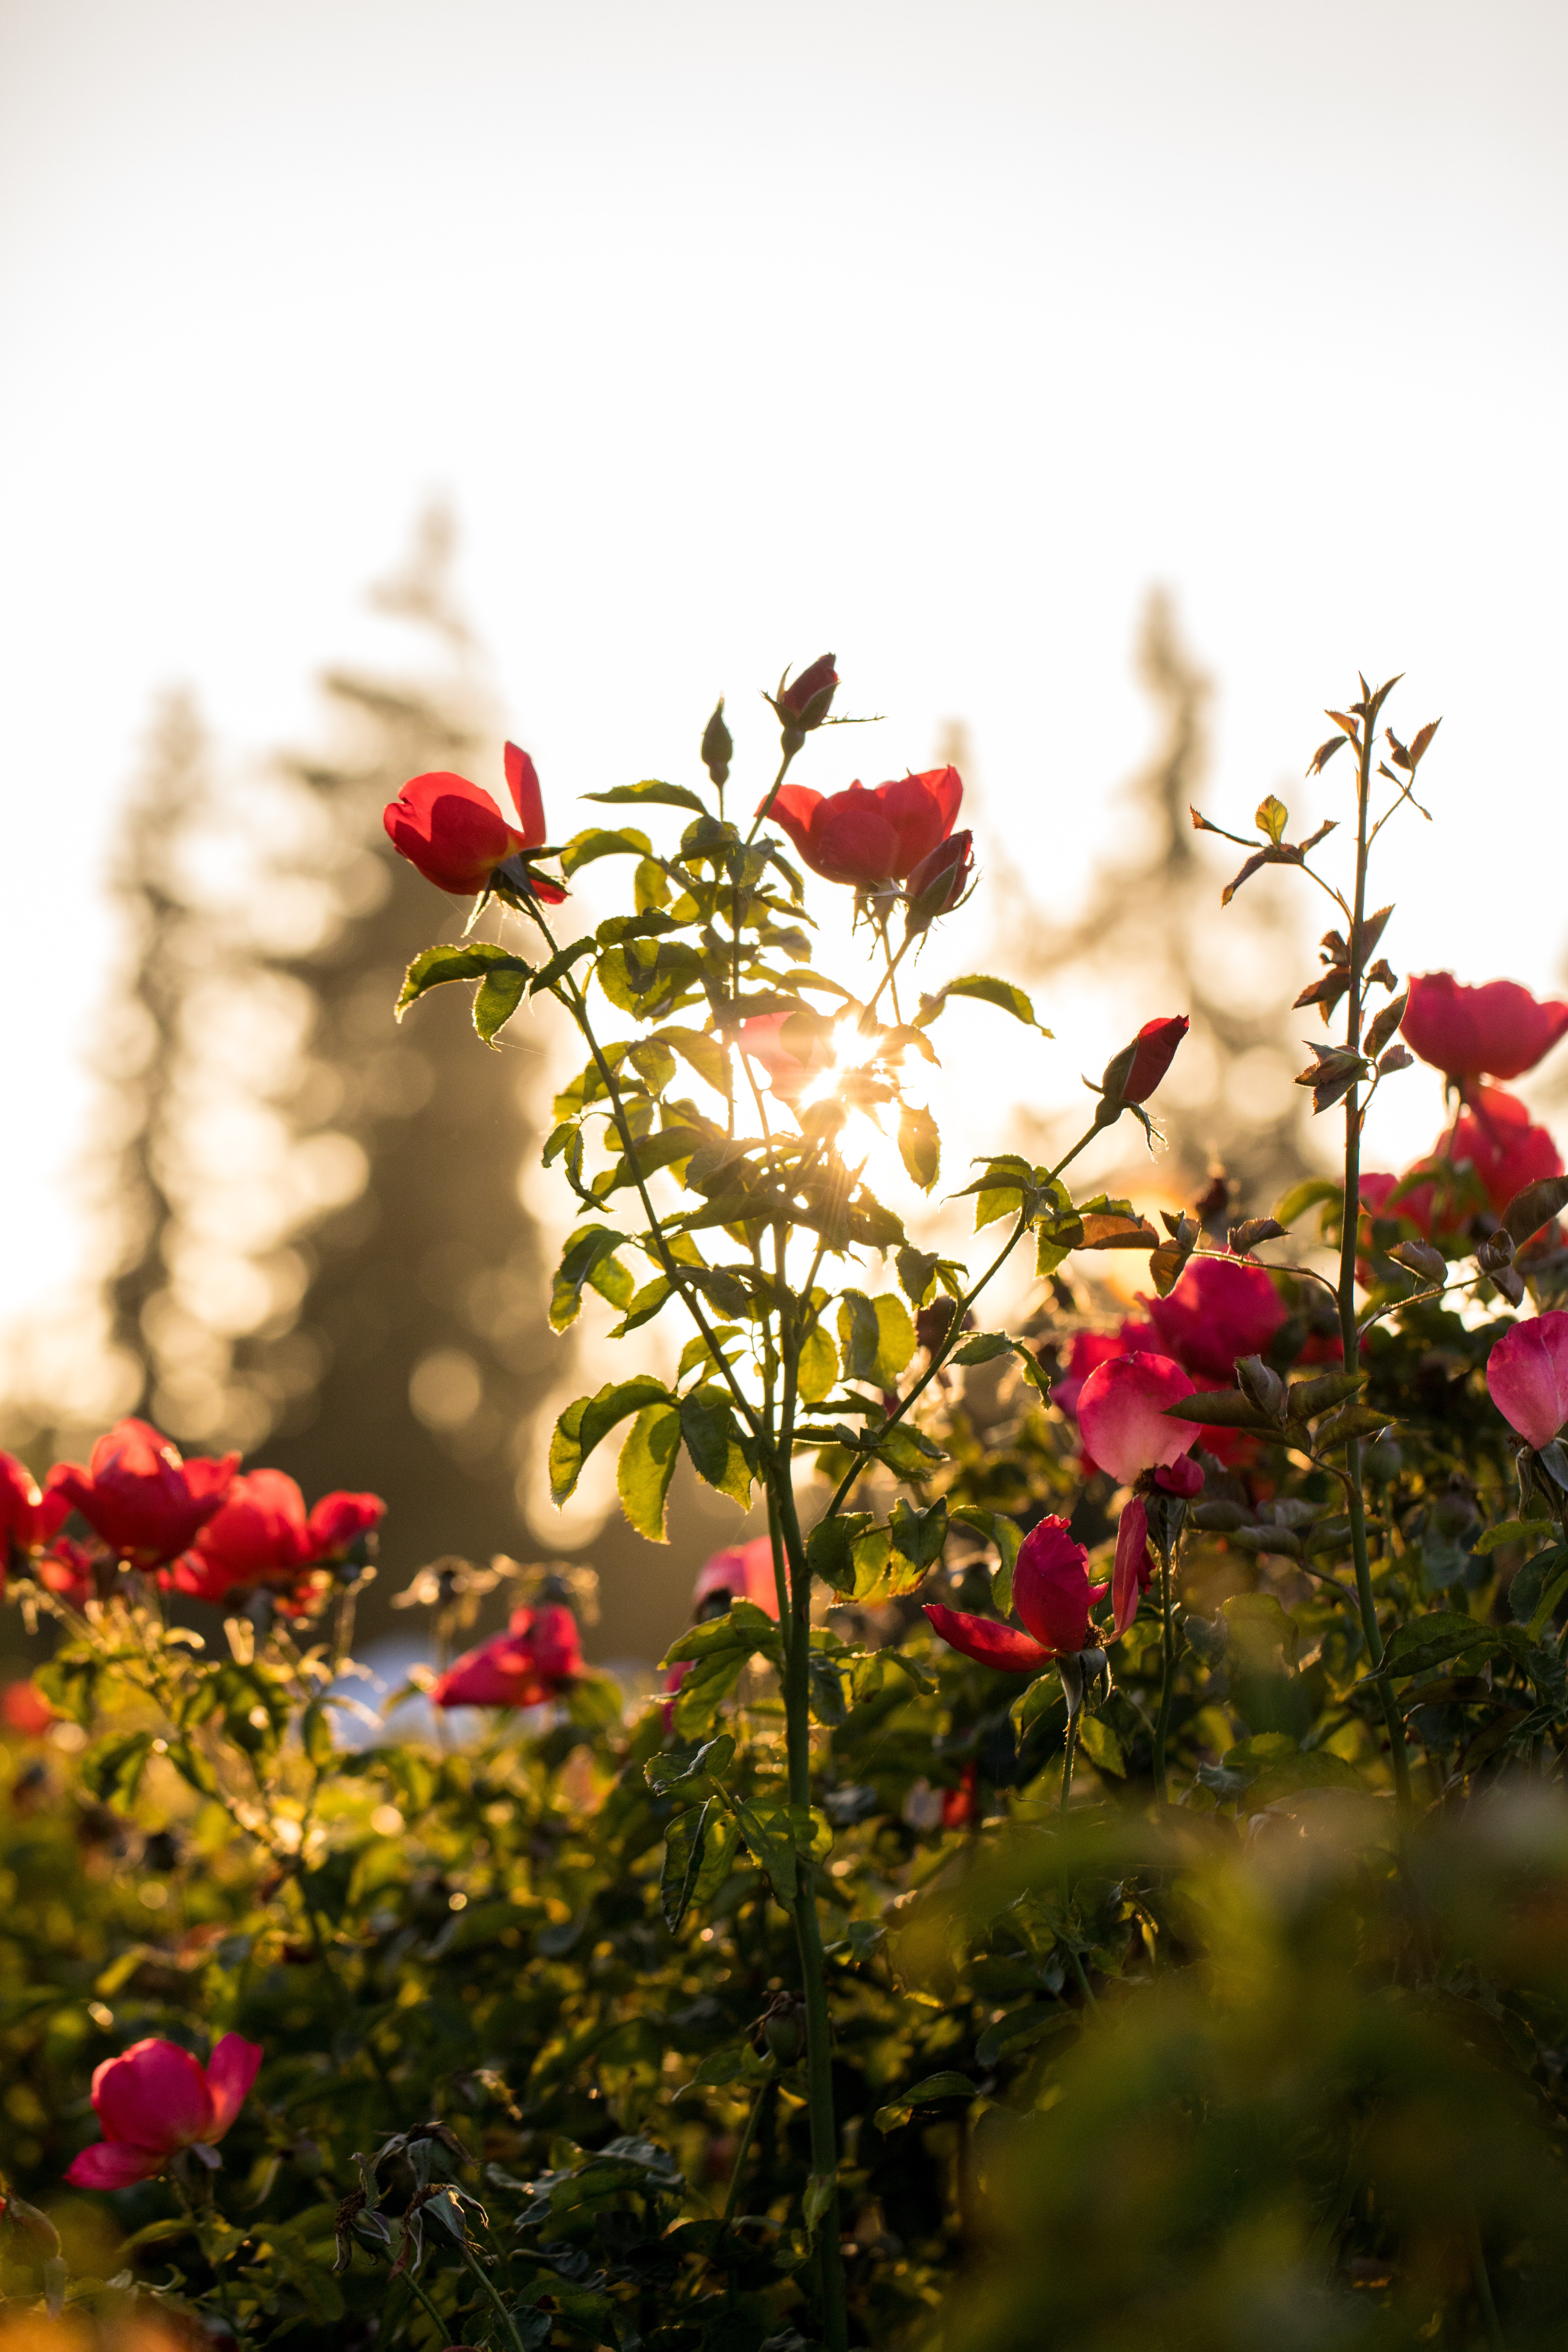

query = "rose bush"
[{"left": 7, "top": 663, "right": 1568, "bottom": 2349}]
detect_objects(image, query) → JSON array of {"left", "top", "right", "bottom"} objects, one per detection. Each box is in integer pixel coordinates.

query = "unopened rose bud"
[
  {"left": 1097, "top": 1015, "right": 1189, "bottom": 1118},
  {"left": 1236, "top": 1354, "right": 1287, "bottom": 1419},
  {"left": 701, "top": 699, "right": 732, "bottom": 788},
  {"left": 772, "top": 653, "right": 839, "bottom": 750},
  {"left": 1361, "top": 1436, "right": 1402, "bottom": 1482},
  {"left": 1153, "top": 1455, "right": 1205, "bottom": 1500},
  {"left": 758, "top": 1989, "right": 805, "bottom": 2066},
  {"left": 904, "top": 831, "right": 974, "bottom": 934}
]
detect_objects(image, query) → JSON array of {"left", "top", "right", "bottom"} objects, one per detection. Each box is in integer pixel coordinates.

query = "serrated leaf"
[
  {"left": 474, "top": 963, "right": 531, "bottom": 1044},
  {"left": 617, "top": 1404, "right": 682, "bottom": 1541},
  {"left": 919, "top": 975, "right": 1048, "bottom": 1031},
  {"left": 396, "top": 941, "right": 532, "bottom": 1020},
  {"left": 1076, "top": 1713, "right": 1125, "bottom": 1777},
  {"left": 584, "top": 778, "right": 709, "bottom": 814},
  {"left": 897, "top": 1101, "right": 941, "bottom": 1191},
  {"left": 656, "top": 1026, "right": 730, "bottom": 1096},
  {"left": 735, "top": 1799, "right": 797, "bottom": 1903},
  {"left": 559, "top": 825, "right": 654, "bottom": 878},
  {"left": 1365, "top": 992, "right": 1408, "bottom": 1059},
  {"left": 548, "top": 1224, "right": 634, "bottom": 1333},
  {"left": 679, "top": 1392, "right": 754, "bottom": 1510},
  {"left": 1378, "top": 1609, "right": 1503, "bottom": 1679},
  {"left": 1504, "top": 1175, "right": 1568, "bottom": 1245},
  {"left": 952, "top": 1331, "right": 1015, "bottom": 1366},
  {"left": 1274, "top": 1176, "right": 1344, "bottom": 1231},
  {"left": 797, "top": 1325, "right": 838, "bottom": 1405},
  {"left": 896, "top": 1245, "right": 940, "bottom": 1306},
  {"left": 661, "top": 1801, "right": 709, "bottom": 1930}
]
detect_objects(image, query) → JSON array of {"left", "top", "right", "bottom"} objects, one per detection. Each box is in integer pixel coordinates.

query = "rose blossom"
[
  {"left": 50, "top": 1421, "right": 238, "bottom": 1572},
  {"left": 763, "top": 767, "right": 962, "bottom": 890},
  {"left": 432, "top": 1603, "right": 583, "bottom": 1710},
  {"left": 1486, "top": 1312, "right": 1568, "bottom": 1451},
  {"left": 384, "top": 741, "right": 566, "bottom": 901},
  {"left": 923, "top": 1516, "right": 1106, "bottom": 1673},
  {"left": 65, "top": 2034, "right": 262, "bottom": 2189},
  {"left": 1402, "top": 972, "right": 1568, "bottom": 1084}
]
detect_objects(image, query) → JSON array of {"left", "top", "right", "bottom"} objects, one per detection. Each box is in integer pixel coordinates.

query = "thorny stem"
[
  {"left": 455, "top": 2240, "right": 531, "bottom": 2352},
  {"left": 1337, "top": 701, "right": 1414, "bottom": 1814},
  {"left": 1059, "top": 1710, "right": 1079, "bottom": 1813}
]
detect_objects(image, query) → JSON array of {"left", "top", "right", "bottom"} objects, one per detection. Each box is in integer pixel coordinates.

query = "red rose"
[
  {"left": 1450, "top": 1087, "right": 1562, "bottom": 1218},
  {"left": 924, "top": 1515, "right": 1106, "bottom": 1673},
  {"left": 383, "top": 741, "right": 566, "bottom": 901},
  {"left": 763, "top": 767, "right": 962, "bottom": 890},
  {"left": 168, "top": 1470, "right": 386, "bottom": 1605},
  {"left": 1140, "top": 1257, "right": 1286, "bottom": 1384},
  {"left": 1076, "top": 1353, "right": 1198, "bottom": 1489},
  {"left": 51, "top": 1421, "right": 238, "bottom": 1572},
  {"left": 65, "top": 2034, "right": 262, "bottom": 2190},
  {"left": 432, "top": 1603, "right": 583, "bottom": 1710},
  {"left": 0, "top": 1450, "right": 70, "bottom": 1572},
  {"left": 692, "top": 1536, "right": 780, "bottom": 1618},
  {"left": 1402, "top": 972, "right": 1568, "bottom": 1083},
  {"left": 1487, "top": 1312, "right": 1568, "bottom": 1450}
]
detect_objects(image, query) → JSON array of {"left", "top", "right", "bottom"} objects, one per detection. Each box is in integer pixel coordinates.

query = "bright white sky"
[{"left": 3, "top": 0, "right": 1567, "bottom": 1337}]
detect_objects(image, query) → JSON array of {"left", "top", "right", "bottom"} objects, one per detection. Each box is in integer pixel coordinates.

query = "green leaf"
[
  {"left": 975, "top": 2005, "right": 1073, "bottom": 2068},
  {"left": 918, "top": 975, "right": 1049, "bottom": 1031},
  {"left": 645, "top": 1731, "right": 736, "bottom": 1804},
  {"left": 584, "top": 778, "right": 709, "bottom": 814},
  {"left": 1378, "top": 1609, "right": 1505, "bottom": 1681},
  {"left": 80, "top": 1729, "right": 154, "bottom": 1809},
  {"left": 661, "top": 1801, "right": 710, "bottom": 1931},
  {"left": 735, "top": 1799, "right": 797, "bottom": 1904},
  {"left": 837, "top": 1291, "right": 917, "bottom": 1386},
  {"left": 949, "top": 1505, "right": 1024, "bottom": 1614},
  {"left": 549, "top": 1224, "right": 634, "bottom": 1333},
  {"left": 528, "top": 934, "right": 597, "bottom": 997},
  {"left": 689, "top": 1807, "right": 739, "bottom": 1908},
  {"left": 396, "top": 941, "right": 532, "bottom": 1021},
  {"left": 559, "top": 825, "right": 654, "bottom": 878},
  {"left": 549, "top": 1377, "right": 673, "bottom": 1504},
  {"left": 679, "top": 1392, "right": 755, "bottom": 1510},
  {"left": 795, "top": 1324, "right": 838, "bottom": 1405},
  {"left": 474, "top": 962, "right": 531, "bottom": 1044},
  {"left": 1509, "top": 1545, "right": 1568, "bottom": 1633},
  {"left": 1274, "top": 1176, "right": 1344, "bottom": 1233},
  {"left": 1077, "top": 1714, "right": 1126, "bottom": 1777},
  {"left": 656, "top": 1026, "right": 730, "bottom": 1095},
  {"left": 1255, "top": 793, "right": 1289, "bottom": 844},
  {"left": 618, "top": 1404, "right": 683, "bottom": 1541},
  {"left": 953, "top": 1331, "right": 1014, "bottom": 1366},
  {"left": 896, "top": 1245, "right": 940, "bottom": 1306},
  {"left": 897, "top": 1102, "right": 941, "bottom": 1191},
  {"left": 889, "top": 1496, "right": 949, "bottom": 1575},
  {"left": 904, "top": 2071, "right": 977, "bottom": 2103}
]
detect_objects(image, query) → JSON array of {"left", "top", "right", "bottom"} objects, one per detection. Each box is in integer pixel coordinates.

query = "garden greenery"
[{"left": 6, "top": 663, "right": 1568, "bottom": 2348}]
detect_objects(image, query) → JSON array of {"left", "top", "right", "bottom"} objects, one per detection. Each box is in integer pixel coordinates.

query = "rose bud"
[
  {"left": 700, "top": 698, "right": 733, "bottom": 788},
  {"left": 1486, "top": 1311, "right": 1568, "bottom": 1450},
  {"left": 904, "top": 830, "right": 975, "bottom": 934},
  {"left": 65, "top": 2034, "right": 262, "bottom": 2189},
  {"left": 772, "top": 653, "right": 839, "bottom": 748},
  {"left": 1098, "top": 1016, "right": 1190, "bottom": 1113},
  {"left": 1402, "top": 972, "right": 1568, "bottom": 1084}
]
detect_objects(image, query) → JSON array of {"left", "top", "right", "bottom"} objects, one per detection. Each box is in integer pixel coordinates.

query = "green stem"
[
  {"left": 1337, "top": 704, "right": 1413, "bottom": 1815},
  {"left": 1059, "top": 1710, "right": 1079, "bottom": 1813},
  {"left": 721, "top": 2079, "right": 774, "bottom": 2230},
  {"left": 1067, "top": 1941, "right": 1100, "bottom": 2014},
  {"left": 457, "top": 2241, "right": 530, "bottom": 2352},
  {"left": 398, "top": 2265, "right": 452, "bottom": 2347},
  {"left": 1466, "top": 2204, "right": 1506, "bottom": 2352},
  {"left": 1153, "top": 1535, "right": 1176, "bottom": 1804}
]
